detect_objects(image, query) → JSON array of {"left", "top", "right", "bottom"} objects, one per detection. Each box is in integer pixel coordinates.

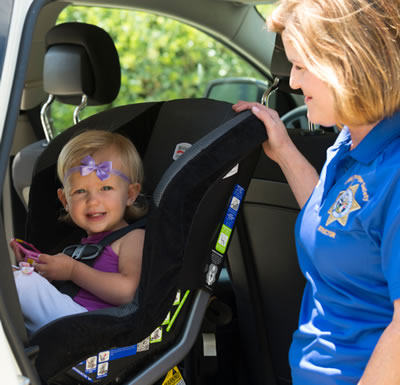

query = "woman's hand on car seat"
[
  {"left": 232, "top": 101, "right": 296, "bottom": 164},
  {"left": 233, "top": 101, "right": 319, "bottom": 209},
  {"left": 33, "top": 253, "right": 76, "bottom": 281}
]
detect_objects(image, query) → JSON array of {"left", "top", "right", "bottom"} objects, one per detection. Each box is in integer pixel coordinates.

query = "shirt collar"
[{"left": 347, "top": 110, "right": 400, "bottom": 164}]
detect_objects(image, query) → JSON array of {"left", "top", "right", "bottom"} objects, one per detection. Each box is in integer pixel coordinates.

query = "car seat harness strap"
[
  {"left": 53, "top": 217, "right": 146, "bottom": 298},
  {"left": 62, "top": 217, "right": 147, "bottom": 262}
]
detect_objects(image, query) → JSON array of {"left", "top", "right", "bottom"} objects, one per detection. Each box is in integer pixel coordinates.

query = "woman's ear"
[
  {"left": 127, "top": 183, "right": 141, "bottom": 206},
  {"left": 57, "top": 188, "right": 67, "bottom": 209}
]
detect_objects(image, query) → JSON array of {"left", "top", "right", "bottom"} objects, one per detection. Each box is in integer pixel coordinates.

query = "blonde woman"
[{"left": 234, "top": 0, "right": 400, "bottom": 383}]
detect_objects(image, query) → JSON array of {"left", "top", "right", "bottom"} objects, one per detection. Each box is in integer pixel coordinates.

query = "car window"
[
  {"left": 0, "top": 0, "right": 14, "bottom": 84},
  {"left": 50, "top": 6, "right": 265, "bottom": 136},
  {"left": 256, "top": 4, "right": 278, "bottom": 20}
]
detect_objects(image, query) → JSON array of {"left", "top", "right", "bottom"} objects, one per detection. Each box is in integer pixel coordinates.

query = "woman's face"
[{"left": 282, "top": 33, "right": 337, "bottom": 127}]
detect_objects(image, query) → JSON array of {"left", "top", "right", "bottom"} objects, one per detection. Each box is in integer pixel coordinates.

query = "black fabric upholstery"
[
  {"left": 227, "top": 130, "right": 337, "bottom": 385},
  {"left": 26, "top": 99, "right": 266, "bottom": 383},
  {"left": 253, "top": 130, "right": 338, "bottom": 182},
  {"left": 26, "top": 102, "right": 159, "bottom": 253},
  {"left": 142, "top": 98, "right": 236, "bottom": 194},
  {"left": 44, "top": 22, "right": 120, "bottom": 105}
]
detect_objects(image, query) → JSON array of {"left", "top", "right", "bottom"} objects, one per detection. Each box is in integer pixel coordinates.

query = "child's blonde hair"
[
  {"left": 268, "top": 0, "right": 400, "bottom": 127},
  {"left": 57, "top": 130, "right": 147, "bottom": 220}
]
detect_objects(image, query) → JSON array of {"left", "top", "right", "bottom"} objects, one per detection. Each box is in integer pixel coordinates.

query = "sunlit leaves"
[{"left": 52, "top": 6, "right": 262, "bottom": 135}]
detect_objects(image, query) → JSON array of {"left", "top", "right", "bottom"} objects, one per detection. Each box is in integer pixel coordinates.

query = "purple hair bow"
[{"left": 64, "top": 155, "right": 131, "bottom": 184}]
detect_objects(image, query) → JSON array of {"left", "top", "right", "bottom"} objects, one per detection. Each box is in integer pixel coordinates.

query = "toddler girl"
[{"left": 12, "top": 130, "right": 146, "bottom": 333}]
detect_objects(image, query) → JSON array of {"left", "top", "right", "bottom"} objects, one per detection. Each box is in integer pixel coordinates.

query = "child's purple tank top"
[{"left": 73, "top": 231, "right": 119, "bottom": 311}]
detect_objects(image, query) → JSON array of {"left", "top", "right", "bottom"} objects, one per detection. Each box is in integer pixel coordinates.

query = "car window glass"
[
  {"left": 50, "top": 6, "right": 264, "bottom": 136},
  {"left": 0, "top": 0, "right": 14, "bottom": 83},
  {"left": 256, "top": 4, "right": 278, "bottom": 20}
]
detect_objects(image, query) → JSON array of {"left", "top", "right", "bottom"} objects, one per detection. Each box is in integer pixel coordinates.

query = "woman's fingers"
[
  {"left": 251, "top": 105, "right": 281, "bottom": 130},
  {"left": 232, "top": 101, "right": 262, "bottom": 113}
]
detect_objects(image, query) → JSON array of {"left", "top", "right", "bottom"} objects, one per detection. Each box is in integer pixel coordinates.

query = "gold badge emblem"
[{"left": 326, "top": 184, "right": 361, "bottom": 226}]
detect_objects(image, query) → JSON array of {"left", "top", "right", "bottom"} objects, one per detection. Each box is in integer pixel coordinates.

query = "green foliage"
[
  {"left": 256, "top": 4, "right": 278, "bottom": 19},
  {"left": 52, "top": 6, "right": 264, "bottom": 135}
]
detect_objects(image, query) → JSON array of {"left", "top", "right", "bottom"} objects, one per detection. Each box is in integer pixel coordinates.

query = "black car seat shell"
[
  {"left": 17, "top": 22, "right": 268, "bottom": 385},
  {"left": 26, "top": 101, "right": 266, "bottom": 384}
]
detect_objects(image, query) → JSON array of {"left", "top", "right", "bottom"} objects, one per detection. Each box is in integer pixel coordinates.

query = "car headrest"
[
  {"left": 271, "top": 34, "right": 302, "bottom": 95},
  {"left": 43, "top": 22, "right": 121, "bottom": 106}
]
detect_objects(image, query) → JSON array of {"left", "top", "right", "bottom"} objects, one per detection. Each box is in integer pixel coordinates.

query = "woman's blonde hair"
[
  {"left": 268, "top": 0, "right": 400, "bottom": 126},
  {"left": 57, "top": 130, "right": 147, "bottom": 219}
]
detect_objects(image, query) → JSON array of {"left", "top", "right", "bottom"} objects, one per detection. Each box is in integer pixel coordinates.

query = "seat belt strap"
[
  {"left": 54, "top": 216, "right": 146, "bottom": 298},
  {"left": 98, "top": 217, "right": 147, "bottom": 248}
]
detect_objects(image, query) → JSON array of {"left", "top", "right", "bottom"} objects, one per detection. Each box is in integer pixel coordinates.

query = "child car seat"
[
  {"left": 16, "top": 22, "right": 268, "bottom": 385},
  {"left": 25, "top": 101, "right": 266, "bottom": 385}
]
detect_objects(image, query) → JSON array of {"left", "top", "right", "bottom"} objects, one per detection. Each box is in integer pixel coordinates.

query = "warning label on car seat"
[
  {"left": 162, "top": 366, "right": 186, "bottom": 385},
  {"left": 215, "top": 184, "right": 244, "bottom": 254}
]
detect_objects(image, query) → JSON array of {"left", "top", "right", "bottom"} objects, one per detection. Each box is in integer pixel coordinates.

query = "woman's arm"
[
  {"left": 358, "top": 299, "right": 400, "bottom": 385},
  {"left": 233, "top": 102, "right": 319, "bottom": 208},
  {"left": 35, "top": 228, "right": 145, "bottom": 305}
]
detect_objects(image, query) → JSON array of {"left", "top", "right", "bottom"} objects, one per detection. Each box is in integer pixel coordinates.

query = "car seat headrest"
[
  {"left": 270, "top": 34, "right": 302, "bottom": 95},
  {"left": 44, "top": 22, "right": 121, "bottom": 106}
]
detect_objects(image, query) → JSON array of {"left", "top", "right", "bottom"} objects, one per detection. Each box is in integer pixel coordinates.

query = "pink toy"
[{"left": 10, "top": 238, "right": 41, "bottom": 265}]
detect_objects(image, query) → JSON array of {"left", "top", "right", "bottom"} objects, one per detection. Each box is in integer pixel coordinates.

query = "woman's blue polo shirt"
[{"left": 290, "top": 110, "right": 400, "bottom": 385}]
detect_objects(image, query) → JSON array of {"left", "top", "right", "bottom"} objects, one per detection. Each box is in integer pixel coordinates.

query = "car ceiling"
[{"left": 21, "top": 0, "right": 276, "bottom": 110}]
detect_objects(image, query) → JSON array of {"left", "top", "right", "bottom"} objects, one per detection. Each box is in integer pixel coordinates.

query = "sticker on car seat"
[
  {"left": 98, "top": 350, "right": 110, "bottom": 363},
  {"left": 173, "top": 143, "right": 191, "bottom": 160},
  {"left": 150, "top": 327, "right": 163, "bottom": 343},
  {"left": 173, "top": 290, "right": 181, "bottom": 305},
  {"left": 162, "top": 366, "right": 186, "bottom": 385},
  {"left": 85, "top": 356, "right": 97, "bottom": 374},
  {"left": 137, "top": 337, "right": 150, "bottom": 352},
  {"left": 72, "top": 344, "right": 138, "bottom": 382},
  {"left": 162, "top": 311, "right": 171, "bottom": 325},
  {"left": 97, "top": 362, "right": 109, "bottom": 379},
  {"left": 215, "top": 184, "right": 245, "bottom": 254}
]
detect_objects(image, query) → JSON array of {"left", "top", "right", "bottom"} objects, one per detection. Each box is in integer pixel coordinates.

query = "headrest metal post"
[
  {"left": 261, "top": 77, "right": 279, "bottom": 107},
  {"left": 73, "top": 94, "right": 88, "bottom": 124},
  {"left": 40, "top": 94, "right": 55, "bottom": 143}
]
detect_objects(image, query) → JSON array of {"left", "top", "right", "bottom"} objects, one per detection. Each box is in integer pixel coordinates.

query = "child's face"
[{"left": 58, "top": 148, "right": 140, "bottom": 235}]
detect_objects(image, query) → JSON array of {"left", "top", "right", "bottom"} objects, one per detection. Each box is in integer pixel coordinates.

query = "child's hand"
[
  {"left": 9, "top": 239, "right": 24, "bottom": 262},
  {"left": 33, "top": 253, "right": 76, "bottom": 281}
]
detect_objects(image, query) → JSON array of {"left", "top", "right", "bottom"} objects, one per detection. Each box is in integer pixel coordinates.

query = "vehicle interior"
[{"left": 0, "top": 1, "right": 339, "bottom": 384}]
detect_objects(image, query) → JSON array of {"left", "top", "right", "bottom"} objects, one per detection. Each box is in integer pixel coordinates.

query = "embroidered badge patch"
[{"left": 326, "top": 184, "right": 361, "bottom": 226}]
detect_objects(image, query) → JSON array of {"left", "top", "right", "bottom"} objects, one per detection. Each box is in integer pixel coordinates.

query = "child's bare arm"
[{"left": 35, "top": 229, "right": 145, "bottom": 305}]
